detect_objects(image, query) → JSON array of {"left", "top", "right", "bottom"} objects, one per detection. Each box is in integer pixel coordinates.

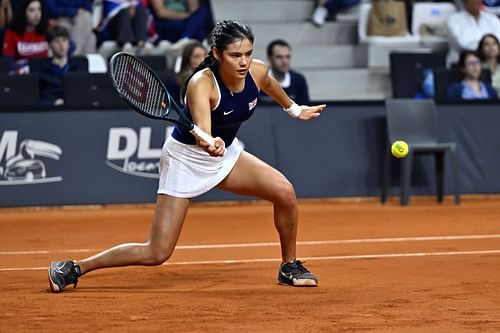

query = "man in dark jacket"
[{"left": 261, "top": 39, "right": 310, "bottom": 105}]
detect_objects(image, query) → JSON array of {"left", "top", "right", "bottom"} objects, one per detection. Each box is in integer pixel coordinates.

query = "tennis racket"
[{"left": 109, "top": 52, "right": 215, "bottom": 147}]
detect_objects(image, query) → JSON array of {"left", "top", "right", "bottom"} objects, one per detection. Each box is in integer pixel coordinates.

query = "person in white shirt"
[{"left": 447, "top": 0, "right": 500, "bottom": 65}]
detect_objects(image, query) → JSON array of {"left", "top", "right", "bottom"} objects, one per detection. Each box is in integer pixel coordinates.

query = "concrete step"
[
  {"left": 366, "top": 45, "right": 433, "bottom": 68},
  {"left": 248, "top": 22, "right": 358, "bottom": 47},
  {"left": 302, "top": 68, "right": 391, "bottom": 101},
  {"left": 211, "top": 0, "right": 314, "bottom": 22},
  {"left": 253, "top": 45, "right": 367, "bottom": 69}
]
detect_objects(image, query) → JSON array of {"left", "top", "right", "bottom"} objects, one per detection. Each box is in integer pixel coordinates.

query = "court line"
[
  {"left": 2, "top": 234, "right": 500, "bottom": 255},
  {"left": 1, "top": 249, "right": 500, "bottom": 272}
]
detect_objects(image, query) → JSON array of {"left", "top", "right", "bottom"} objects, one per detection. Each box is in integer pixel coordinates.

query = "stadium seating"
[
  {"left": 411, "top": 2, "right": 457, "bottom": 50},
  {"left": 389, "top": 51, "right": 446, "bottom": 98},
  {"left": 0, "top": 74, "right": 40, "bottom": 109},
  {"left": 63, "top": 72, "right": 126, "bottom": 109}
]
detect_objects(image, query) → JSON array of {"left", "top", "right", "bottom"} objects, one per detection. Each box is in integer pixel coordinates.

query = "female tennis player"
[{"left": 48, "top": 20, "right": 326, "bottom": 292}]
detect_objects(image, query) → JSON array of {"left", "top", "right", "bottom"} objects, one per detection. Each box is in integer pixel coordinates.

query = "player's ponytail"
[{"left": 181, "top": 20, "right": 254, "bottom": 101}]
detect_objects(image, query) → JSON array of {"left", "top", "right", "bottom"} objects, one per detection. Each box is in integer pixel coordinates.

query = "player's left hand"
[
  {"left": 198, "top": 136, "right": 226, "bottom": 157},
  {"left": 298, "top": 104, "right": 326, "bottom": 120}
]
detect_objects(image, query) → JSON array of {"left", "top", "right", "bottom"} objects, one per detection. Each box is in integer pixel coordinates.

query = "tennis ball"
[{"left": 391, "top": 140, "right": 409, "bottom": 158}]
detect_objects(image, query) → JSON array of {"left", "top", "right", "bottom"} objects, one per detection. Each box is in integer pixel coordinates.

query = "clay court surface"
[{"left": 1, "top": 197, "right": 500, "bottom": 332}]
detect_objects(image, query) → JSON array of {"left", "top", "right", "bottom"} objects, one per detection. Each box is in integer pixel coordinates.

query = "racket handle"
[{"left": 191, "top": 125, "right": 215, "bottom": 147}]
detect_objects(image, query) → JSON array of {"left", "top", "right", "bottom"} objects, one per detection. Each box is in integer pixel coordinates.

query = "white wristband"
[{"left": 284, "top": 102, "right": 302, "bottom": 118}]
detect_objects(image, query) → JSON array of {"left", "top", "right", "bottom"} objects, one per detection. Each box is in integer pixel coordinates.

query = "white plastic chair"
[
  {"left": 86, "top": 54, "right": 107, "bottom": 73},
  {"left": 411, "top": 2, "right": 457, "bottom": 50}
]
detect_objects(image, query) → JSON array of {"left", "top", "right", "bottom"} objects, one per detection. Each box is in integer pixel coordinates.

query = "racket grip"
[{"left": 191, "top": 125, "right": 215, "bottom": 147}]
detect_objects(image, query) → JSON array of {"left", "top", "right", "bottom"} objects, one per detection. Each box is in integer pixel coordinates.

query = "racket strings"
[{"left": 112, "top": 56, "right": 167, "bottom": 118}]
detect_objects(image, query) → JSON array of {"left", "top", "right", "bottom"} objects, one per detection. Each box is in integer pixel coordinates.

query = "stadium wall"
[{"left": 1, "top": 104, "right": 499, "bottom": 207}]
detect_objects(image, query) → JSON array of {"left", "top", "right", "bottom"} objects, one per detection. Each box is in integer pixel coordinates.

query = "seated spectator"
[
  {"left": 39, "top": 25, "right": 87, "bottom": 106},
  {"left": 477, "top": 33, "right": 500, "bottom": 94},
  {"left": 100, "top": 0, "right": 151, "bottom": 54},
  {"left": 0, "top": 0, "right": 13, "bottom": 56},
  {"left": 260, "top": 39, "right": 310, "bottom": 105},
  {"left": 149, "top": 0, "right": 212, "bottom": 44},
  {"left": 44, "top": 0, "right": 96, "bottom": 55},
  {"left": 447, "top": 50, "right": 498, "bottom": 100},
  {"left": 447, "top": 0, "right": 500, "bottom": 66},
  {"left": 2, "top": 0, "right": 48, "bottom": 74},
  {"left": 311, "top": 0, "right": 360, "bottom": 27},
  {"left": 177, "top": 40, "right": 206, "bottom": 92}
]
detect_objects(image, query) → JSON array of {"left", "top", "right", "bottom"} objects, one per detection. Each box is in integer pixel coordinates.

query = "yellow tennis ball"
[{"left": 391, "top": 140, "right": 409, "bottom": 158}]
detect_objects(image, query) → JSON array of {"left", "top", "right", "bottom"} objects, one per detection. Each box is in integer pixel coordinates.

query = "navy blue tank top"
[{"left": 171, "top": 66, "right": 259, "bottom": 147}]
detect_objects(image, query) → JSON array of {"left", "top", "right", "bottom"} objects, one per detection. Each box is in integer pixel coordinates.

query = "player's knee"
[
  {"left": 147, "top": 245, "right": 174, "bottom": 265},
  {"left": 276, "top": 180, "right": 297, "bottom": 208}
]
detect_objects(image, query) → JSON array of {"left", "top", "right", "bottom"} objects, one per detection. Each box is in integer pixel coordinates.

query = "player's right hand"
[{"left": 198, "top": 137, "right": 226, "bottom": 157}]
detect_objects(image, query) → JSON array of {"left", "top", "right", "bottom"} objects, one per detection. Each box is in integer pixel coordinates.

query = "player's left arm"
[{"left": 250, "top": 59, "right": 326, "bottom": 120}]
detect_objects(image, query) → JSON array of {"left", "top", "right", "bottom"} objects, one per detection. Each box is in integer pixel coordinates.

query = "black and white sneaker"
[
  {"left": 278, "top": 260, "right": 318, "bottom": 287},
  {"left": 48, "top": 261, "right": 81, "bottom": 293}
]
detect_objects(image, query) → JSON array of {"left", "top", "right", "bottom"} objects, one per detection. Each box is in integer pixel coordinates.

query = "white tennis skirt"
[{"left": 157, "top": 136, "right": 244, "bottom": 198}]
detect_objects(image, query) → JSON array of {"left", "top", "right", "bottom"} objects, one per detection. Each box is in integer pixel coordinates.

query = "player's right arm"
[{"left": 185, "top": 69, "right": 225, "bottom": 157}]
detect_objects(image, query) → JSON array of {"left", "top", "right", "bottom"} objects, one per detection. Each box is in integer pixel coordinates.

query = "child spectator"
[
  {"left": 447, "top": 50, "right": 498, "bottom": 100},
  {"left": 149, "top": 0, "right": 212, "bottom": 45},
  {"left": 2, "top": 0, "right": 48, "bottom": 74},
  {"left": 39, "top": 25, "right": 87, "bottom": 106},
  {"left": 477, "top": 33, "right": 500, "bottom": 94},
  {"left": 44, "top": 0, "right": 96, "bottom": 55},
  {"left": 0, "top": 0, "right": 13, "bottom": 56}
]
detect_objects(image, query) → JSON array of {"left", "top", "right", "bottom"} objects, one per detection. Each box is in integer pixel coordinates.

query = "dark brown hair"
[
  {"left": 476, "top": 33, "right": 500, "bottom": 63},
  {"left": 181, "top": 20, "right": 254, "bottom": 99},
  {"left": 10, "top": 0, "right": 48, "bottom": 35}
]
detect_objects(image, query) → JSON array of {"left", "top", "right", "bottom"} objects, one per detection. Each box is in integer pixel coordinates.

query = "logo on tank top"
[
  {"left": 248, "top": 98, "right": 258, "bottom": 110},
  {"left": 0, "top": 131, "right": 63, "bottom": 186}
]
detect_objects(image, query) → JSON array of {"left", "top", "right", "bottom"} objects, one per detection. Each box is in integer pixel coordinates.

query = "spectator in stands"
[
  {"left": 0, "top": 0, "right": 13, "bottom": 56},
  {"left": 44, "top": 0, "right": 96, "bottom": 55},
  {"left": 447, "top": 50, "right": 498, "bottom": 100},
  {"left": 149, "top": 0, "right": 212, "bottom": 46},
  {"left": 311, "top": 0, "right": 360, "bottom": 27},
  {"left": 100, "top": 0, "right": 151, "bottom": 54},
  {"left": 447, "top": 0, "right": 500, "bottom": 65},
  {"left": 477, "top": 33, "right": 500, "bottom": 94},
  {"left": 177, "top": 40, "right": 206, "bottom": 92},
  {"left": 261, "top": 39, "right": 310, "bottom": 105},
  {"left": 39, "top": 25, "right": 87, "bottom": 106},
  {"left": 2, "top": 0, "right": 48, "bottom": 74}
]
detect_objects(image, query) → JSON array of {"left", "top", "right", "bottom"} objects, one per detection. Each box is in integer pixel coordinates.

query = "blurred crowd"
[{"left": 1, "top": 0, "right": 499, "bottom": 107}]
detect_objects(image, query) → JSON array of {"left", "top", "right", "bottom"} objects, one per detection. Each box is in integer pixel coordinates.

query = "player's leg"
[
  {"left": 217, "top": 151, "right": 317, "bottom": 286},
  {"left": 218, "top": 151, "right": 298, "bottom": 261},
  {"left": 48, "top": 194, "right": 190, "bottom": 292}
]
